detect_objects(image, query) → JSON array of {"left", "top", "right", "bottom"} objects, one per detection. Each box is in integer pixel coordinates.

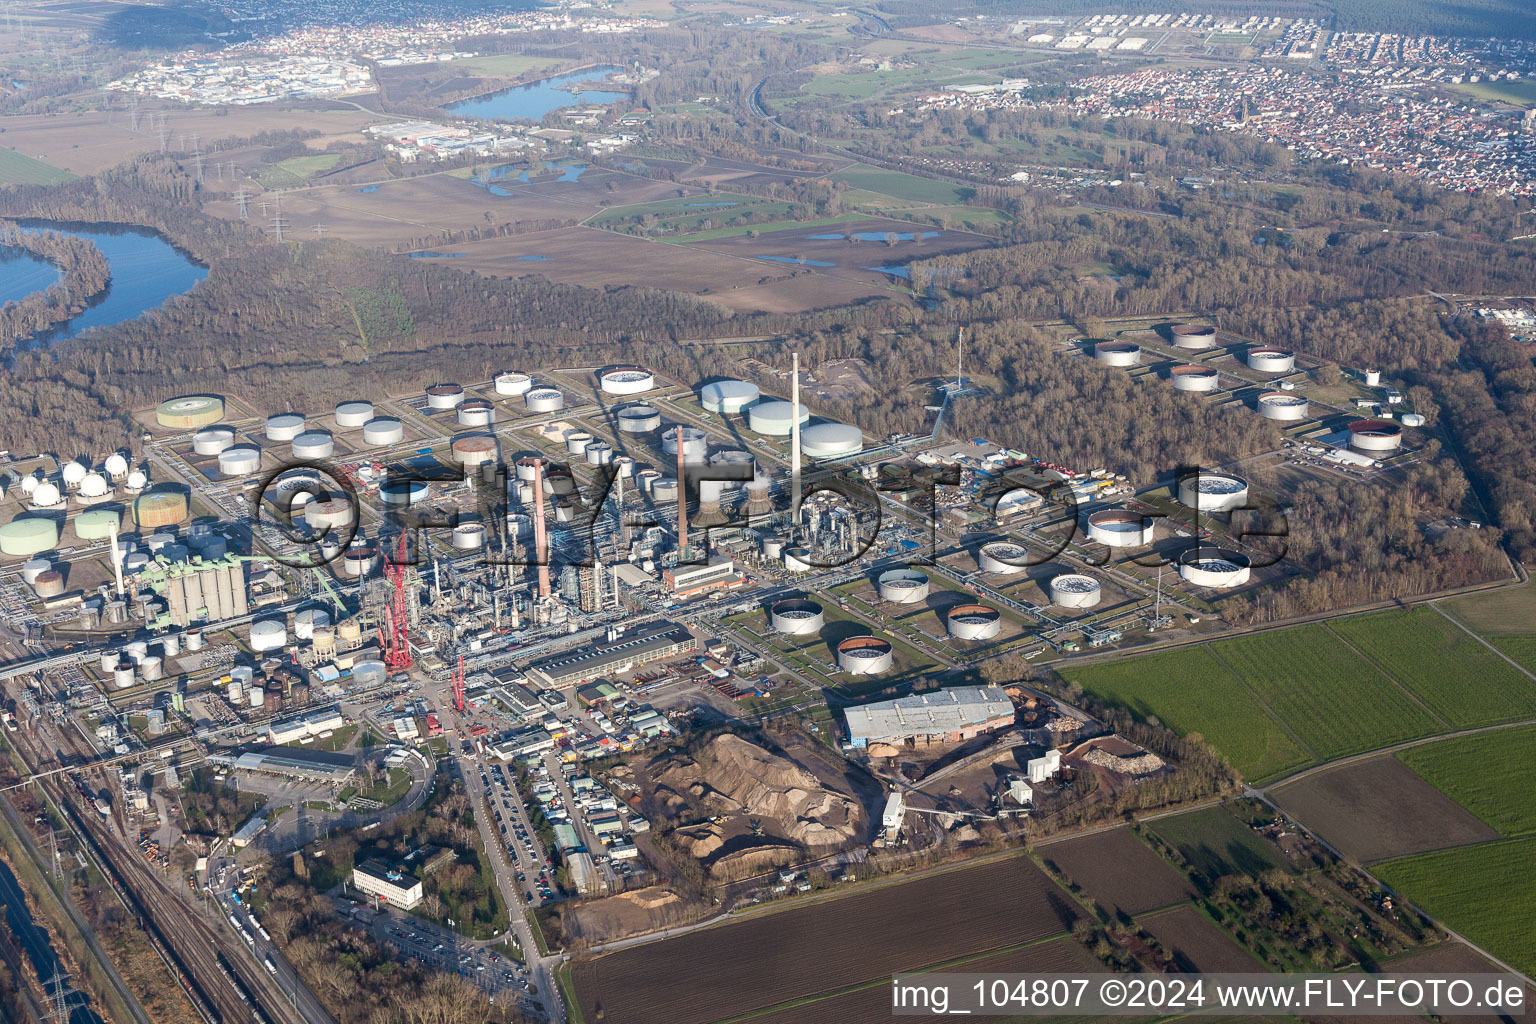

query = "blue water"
[
  {"left": 446, "top": 65, "right": 628, "bottom": 122},
  {"left": 358, "top": 184, "right": 379, "bottom": 193},
  {"left": 408, "top": 251, "right": 463, "bottom": 258},
  {"left": 760, "top": 255, "right": 834, "bottom": 267},
  {"left": 683, "top": 201, "right": 737, "bottom": 208},
  {"left": 516, "top": 255, "right": 553, "bottom": 261},
  {"left": 864, "top": 264, "right": 910, "bottom": 278},
  {"left": 0, "top": 860, "right": 105, "bottom": 1024},
  {"left": 0, "top": 246, "right": 61, "bottom": 304},
  {"left": 808, "top": 231, "right": 941, "bottom": 242},
  {"left": 470, "top": 161, "right": 586, "bottom": 195},
  {"left": 0, "top": 221, "right": 206, "bottom": 349}
]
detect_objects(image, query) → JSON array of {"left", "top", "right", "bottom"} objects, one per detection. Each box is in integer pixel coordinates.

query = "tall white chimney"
[{"left": 790, "top": 351, "right": 802, "bottom": 523}]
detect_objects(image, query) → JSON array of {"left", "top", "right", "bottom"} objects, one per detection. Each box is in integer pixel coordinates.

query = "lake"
[
  {"left": 0, "top": 220, "right": 206, "bottom": 348},
  {"left": 0, "top": 246, "right": 60, "bottom": 304},
  {"left": 446, "top": 65, "right": 628, "bottom": 122}
]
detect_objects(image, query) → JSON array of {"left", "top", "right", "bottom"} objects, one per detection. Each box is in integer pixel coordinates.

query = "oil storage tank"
[
  {"left": 836, "top": 636, "right": 893, "bottom": 675},
  {"left": 218, "top": 445, "right": 261, "bottom": 476},
  {"left": 458, "top": 399, "right": 495, "bottom": 427},
  {"left": 426, "top": 383, "right": 465, "bottom": 410},
  {"left": 450, "top": 435, "right": 499, "bottom": 468},
  {"left": 662, "top": 426, "right": 708, "bottom": 464},
  {"left": 747, "top": 400, "right": 809, "bottom": 436},
  {"left": 1170, "top": 324, "right": 1217, "bottom": 350},
  {"left": 978, "top": 540, "right": 1028, "bottom": 574},
  {"left": 877, "top": 569, "right": 930, "bottom": 604},
  {"left": 1177, "top": 472, "right": 1249, "bottom": 513},
  {"left": 770, "top": 598, "right": 824, "bottom": 635},
  {"left": 1257, "top": 392, "right": 1309, "bottom": 421},
  {"left": 156, "top": 396, "right": 224, "bottom": 429},
  {"left": 335, "top": 401, "right": 374, "bottom": 427},
  {"left": 1178, "top": 547, "right": 1251, "bottom": 588},
  {"left": 616, "top": 404, "right": 661, "bottom": 434},
  {"left": 494, "top": 372, "right": 533, "bottom": 396},
  {"left": 700, "top": 380, "right": 760, "bottom": 414},
  {"left": 1094, "top": 340, "right": 1141, "bottom": 367},
  {"left": 1247, "top": 348, "right": 1296, "bottom": 373},
  {"left": 134, "top": 491, "right": 189, "bottom": 529},
  {"left": 362, "top": 418, "right": 404, "bottom": 446},
  {"left": 1048, "top": 573, "right": 1102, "bottom": 608},
  {"left": 1086, "top": 509, "right": 1155, "bottom": 547},
  {"left": 801, "top": 423, "right": 863, "bottom": 459},
  {"left": 291, "top": 431, "right": 335, "bottom": 460},
  {"left": 193, "top": 426, "right": 236, "bottom": 455},
  {"left": 525, "top": 388, "right": 565, "bottom": 413},
  {"left": 1170, "top": 364, "right": 1219, "bottom": 392},
  {"left": 947, "top": 604, "right": 1001, "bottom": 640},
  {"left": 1347, "top": 418, "right": 1403, "bottom": 455},
  {"left": 265, "top": 413, "right": 305, "bottom": 442},
  {"left": 598, "top": 365, "right": 656, "bottom": 396}
]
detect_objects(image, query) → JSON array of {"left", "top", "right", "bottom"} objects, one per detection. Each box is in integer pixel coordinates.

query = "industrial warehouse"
[
  {"left": 526, "top": 621, "right": 698, "bottom": 687},
  {"left": 843, "top": 686, "right": 1016, "bottom": 748}
]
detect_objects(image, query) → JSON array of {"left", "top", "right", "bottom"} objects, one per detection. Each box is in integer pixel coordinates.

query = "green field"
[
  {"left": 1442, "top": 582, "right": 1536, "bottom": 635},
  {"left": 669, "top": 211, "right": 868, "bottom": 242},
  {"left": 1493, "top": 637, "right": 1536, "bottom": 675},
  {"left": 1057, "top": 648, "right": 1312, "bottom": 783},
  {"left": 1208, "top": 626, "right": 1443, "bottom": 761},
  {"left": 0, "top": 146, "right": 76, "bottom": 185},
  {"left": 1375, "top": 837, "right": 1536, "bottom": 976},
  {"left": 827, "top": 164, "right": 974, "bottom": 205},
  {"left": 1450, "top": 78, "right": 1536, "bottom": 108},
  {"left": 450, "top": 54, "right": 563, "bottom": 78},
  {"left": 1397, "top": 725, "right": 1536, "bottom": 836},
  {"left": 1146, "top": 803, "right": 1291, "bottom": 882},
  {"left": 252, "top": 153, "right": 343, "bottom": 187},
  {"left": 1328, "top": 610, "right": 1536, "bottom": 727}
]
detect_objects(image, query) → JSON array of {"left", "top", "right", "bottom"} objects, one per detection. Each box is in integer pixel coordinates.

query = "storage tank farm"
[
  {"left": 1170, "top": 323, "right": 1218, "bottom": 350},
  {"left": 1086, "top": 509, "right": 1156, "bottom": 547},
  {"left": 1348, "top": 419, "right": 1403, "bottom": 455},
  {"left": 947, "top": 603, "right": 1002, "bottom": 640},
  {"left": 598, "top": 364, "right": 656, "bottom": 396},
  {"left": 1170, "top": 364, "right": 1220, "bottom": 392},
  {"left": 1178, "top": 547, "right": 1252, "bottom": 588},
  {"left": 1256, "top": 391, "right": 1310, "bottom": 421},
  {"left": 1177, "top": 472, "right": 1249, "bottom": 513},
  {"left": 1093, "top": 340, "right": 1141, "bottom": 367},
  {"left": 876, "top": 568, "right": 930, "bottom": 603},
  {"left": 978, "top": 540, "right": 1029, "bottom": 574},
  {"left": 1048, "top": 573, "right": 1102, "bottom": 608},
  {"left": 836, "top": 636, "right": 894, "bottom": 674},
  {"left": 770, "top": 598, "right": 824, "bottom": 635}
]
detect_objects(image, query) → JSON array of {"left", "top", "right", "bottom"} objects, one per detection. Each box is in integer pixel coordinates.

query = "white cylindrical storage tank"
[
  {"left": 978, "top": 541, "right": 1028, "bottom": 574},
  {"left": 1257, "top": 392, "right": 1310, "bottom": 421},
  {"left": 947, "top": 603, "right": 1001, "bottom": 641},
  {"left": 1177, "top": 472, "right": 1249, "bottom": 513},
  {"left": 335, "top": 401, "right": 374, "bottom": 427},
  {"left": 380, "top": 479, "right": 429, "bottom": 505},
  {"left": 161, "top": 632, "right": 181, "bottom": 657},
  {"left": 616, "top": 404, "right": 661, "bottom": 434},
  {"left": 1049, "top": 573, "right": 1102, "bottom": 609},
  {"left": 1178, "top": 547, "right": 1252, "bottom": 588},
  {"left": 291, "top": 430, "right": 335, "bottom": 460},
  {"left": 31, "top": 569, "right": 65, "bottom": 599},
  {"left": 304, "top": 497, "right": 355, "bottom": 531},
  {"left": 193, "top": 426, "right": 236, "bottom": 455},
  {"left": 770, "top": 598, "right": 824, "bottom": 635},
  {"left": 836, "top": 636, "right": 893, "bottom": 675},
  {"left": 585, "top": 441, "right": 613, "bottom": 465},
  {"left": 294, "top": 608, "right": 330, "bottom": 640},
  {"left": 565, "top": 432, "right": 593, "bottom": 456},
  {"left": 342, "top": 544, "right": 378, "bottom": 577},
  {"left": 265, "top": 413, "right": 305, "bottom": 441},
  {"left": 113, "top": 661, "right": 136, "bottom": 689},
  {"left": 525, "top": 388, "right": 564, "bottom": 413},
  {"left": 613, "top": 456, "right": 634, "bottom": 479},
  {"left": 649, "top": 478, "right": 677, "bottom": 503},
  {"left": 1170, "top": 364, "right": 1220, "bottom": 392},
  {"left": 1086, "top": 509, "right": 1156, "bottom": 547},
  {"left": 747, "top": 400, "right": 809, "bottom": 436},
  {"left": 494, "top": 372, "right": 533, "bottom": 396},
  {"left": 1401, "top": 412, "right": 1425, "bottom": 428},
  {"left": 877, "top": 568, "right": 930, "bottom": 604},
  {"left": 1247, "top": 347, "right": 1296, "bottom": 373},
  {"left": 362, "top": 417, "right": 404, "bottom": 446},
  {"left": 426, "top": 383, "right": 465, "bottom": 410},
  {"left": 99, "top": 649, "right": 119, "bottom": 672},
  {"left": 783, "top": 546, "right": 814, "bottom": 573},
  {"left": 250, "top": 619, "right": 287, "bottom": 653},
  {"left": 22, "top": 558, "right": 52, "bottom": 585},
  {"left": 185, "top": 628, "right": 204, "bottom": 652},
  {"left": 138, "top": 655, "right": 163, "bottom": 682},
  {"left": 458, "top": 399, "right": 495, "bottom": 427},
  {"left": 598, "top": 365, "right": 656, "bottom": 396},
  {"left": 125, "top": 640, "right": 149, "bottom": 663},
  {"left": 700, "top": 380, "right": 760, "bottom": 414},
  {"left": 452, "top": 523, "right": 486, "bottom": 550},
  {"left": 1348, "top": 419, "right": 1403, "bottom": 454},
  {"left": 661, "top": 426, "right": 708, "bottom": 464},
  {"left": 1170, "top": 324, "right": 1217, "bottom": 350},
  {"left": 218, "top": 445, "right": 261, "bottom": 477},
  {"left": 451, "top": 435, "right": 499, "bottom": 467},
  {"left": 762, "top": 536, "right": 787, "bottom": 560},
  {"left": 352, "top": 660, "right": 387, "bottom": 688},
  {"left": 801, "top": 423, "right": 863, "bottom": 459},
  {"left": 1364, "top": 369, "right": 1382, "bottom": 387},
  {"left": 249, "top": 686, "right": 265, "bottom": 708},
  {"left": 515, "top": 456, "right": 545, "bottom": 483},
  {"left": 228, "top": 680, "right": 243, "bottom": 704},
  {"left": 1094, "top": 340, "right": 1140, "bottom": 367}
]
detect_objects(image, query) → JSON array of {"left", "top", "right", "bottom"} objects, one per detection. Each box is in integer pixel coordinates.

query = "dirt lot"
[
  {"left": 0, "top": 104, "right": 378, "bottom": 177},
  {"left": 1041, "top": 829, "right": 1196, "bottom": 916},
  {"left": 1270, "top": 756, "right": 1498, "bottom": 863},
  {"left": 741, "top": 937, "right": 1103, "bottom": 1024},
  {"left": 1139, "top": 905, "right": 1265, "bottom": 973},
  {"left": 572, "top": 855, "right": 1080, "bottom": 1024}
]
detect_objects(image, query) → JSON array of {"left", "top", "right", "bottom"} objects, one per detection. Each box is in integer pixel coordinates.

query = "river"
[
  {"left": 445, "top": 65, "right": 628, "bottom": 121},
  {"left": 0, "top": 221, "right": 206, "bottom": 349}
]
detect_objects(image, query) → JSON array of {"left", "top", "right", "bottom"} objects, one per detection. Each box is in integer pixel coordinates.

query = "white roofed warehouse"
[{"left": 843, "top": 685, "right": 1015, "bottom": 749}]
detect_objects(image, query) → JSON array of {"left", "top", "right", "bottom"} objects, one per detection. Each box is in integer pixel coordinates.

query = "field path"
[{"left": 1428, "top": 601, "right": 1536, "bottom": 684}]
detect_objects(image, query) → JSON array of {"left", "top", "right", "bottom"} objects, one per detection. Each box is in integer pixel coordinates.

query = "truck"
[{"left": 264, "top": 958, "right": 277, "bottom": 975}]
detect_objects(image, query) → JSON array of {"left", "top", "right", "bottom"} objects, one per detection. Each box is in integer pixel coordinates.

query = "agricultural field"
[
  {"left": 0, "top": 145, "right": 75, "bottom": 185},
  {"left": 1138, "top": 905, "right": 1267, "bottom": 973},
  {"left": 571, "top": 855, "right": 1080, "bottom": 1024},
  {"left": 1040, "top": 829, "right": 1195, "bottom": 916},
  {"left": 1270, "top": 756, "right": 1498, "bottom": 863},
  {"left": 1384, "top": 944, "right": 1536, "bottom": 1024},
  {"left": 1144, "top": 804, "right": 1292, "bottom": 884},
  {"left": 251, "top": 152, "right": 344, "bottom": 188},
  {"left": 1396, "top": 725, "right": 1536, "bottom": 836},
  {"left": 1208, "top": 625, "right": 1442, "bottom": 761},
  {"left": 1493, "top": 637, "right": 1536, "bottom": 676},
  {"left": 1328, "top": 609, "right": 1536, "bottom": 727},
  {"left": 1057, "top": 649, "right": 1312, "bottom": 784},
  {"left": 1375, "top": 836, "right": 1536, "bottom": 977},
  {"left": 1442, "top": 581, "right": 1536, "bottom": 635},
  {"left": 828, "top": 163, "right": 975, "bottom": 204},
  {"left": 1449, "top": 78, "right": 1536, "bottom": 107}
]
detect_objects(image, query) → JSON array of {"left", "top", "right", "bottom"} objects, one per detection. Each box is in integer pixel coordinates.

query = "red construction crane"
[
  {"left": 452, "top": 654, "right": 466, "bottom": 714},
  {"left": 380, "top": 531, "right": 413, "bottom": 671}
]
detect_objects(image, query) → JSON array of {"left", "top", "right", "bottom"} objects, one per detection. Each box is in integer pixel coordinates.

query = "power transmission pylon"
[{"left": 233, "top": 190, "right": 250, "bottom": 219}]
